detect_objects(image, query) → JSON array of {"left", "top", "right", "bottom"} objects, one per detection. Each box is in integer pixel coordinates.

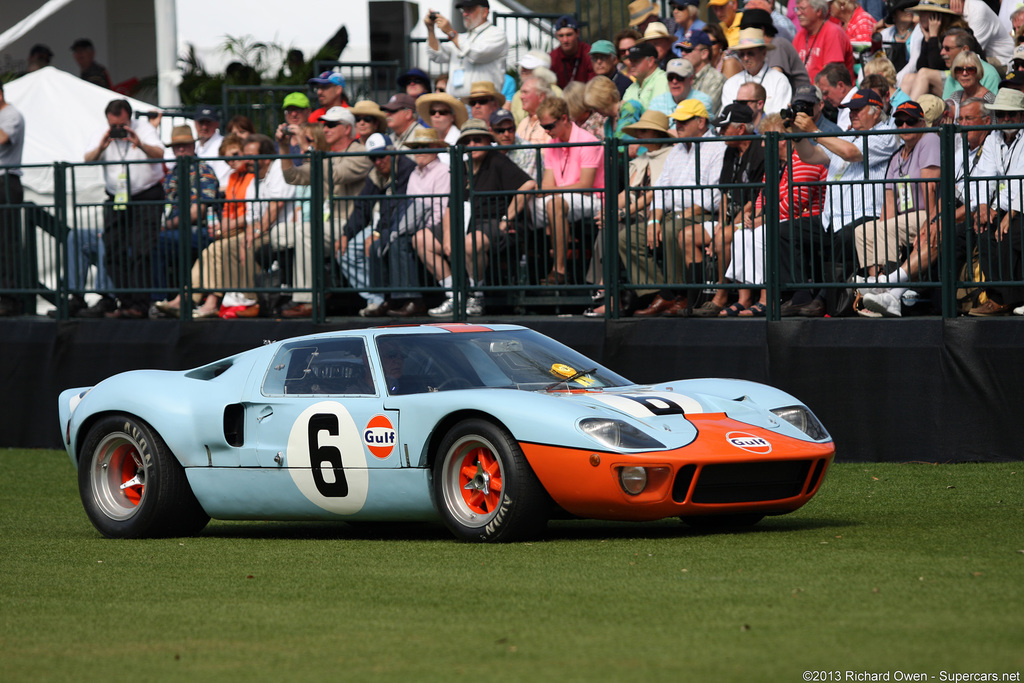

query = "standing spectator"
[
  {"left": 793, "top": 0, "right": 854, "bottom": 82},
  {"left": 680, "top": 31, "right": 726, "bottom": 114},
  {"left": 152, "top": 126, "right": 219, "bottom": 302},
  {"left": 815, "top": 62, "right": 857, "bottom": 130},
  {"left": 192, "top": 106, "right": 231, "bottom": 187},
  {"left": 415, "top": 92, "right": 469, "bottom": 147},
  {"left": 721, "top": 28, "right": 793, "bottom": 115},
  {"left": 425, "top": 0, "right": 508, "bottom": 100},
  {"left": 26, "top": 44, "right": 53, "bottom": 73},
  {"left": 708, "top": 0, "right": 744, "bottom": 47},
  {"left": 307, "top": 71, "right": 348, "bottom": 123},
  {"left": 279, "top": 93, "right": 312, "bottom": 166},
  {"left": 397, "top": 68, "right": 433, "bottom": 98},
  {"left": 591, "top": 40, "right": 633, "bottom": 98},
  {"left": 275, "top": 107, "right": 373, "bottom": 318},
  {"left": 81, "top": 99, "right": 165, "bottom": 318},
  {"left": 550, "top": 15, "right": 595, "bottom": 88},
  {"left": 537, "top": 97, "right": 605, "bottom": 284},
  {"left": 350, "top": 100, "right": 388, "bottom": 143},
  {"left": 622, "top": 43, "right": 672, "bottom": 113},
  {"left": 71, "top": 39, "right": 112, "bottom": 89},
  {"left": 381, "top": 93, "right": 424, "bottom": 150},
  {"left": 0, "top": 82, "right": 25, "bottom": 317}
]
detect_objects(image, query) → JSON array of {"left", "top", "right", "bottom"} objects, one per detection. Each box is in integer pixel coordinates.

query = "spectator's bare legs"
[
  {"left": 908, "top": 68, "right": 944, "bottom": 100},
  {"left": 545, "top": 196, "right": 569, "bottom": 279},
  {"left": 413, "top": 228, "right": 451, "bottom": 283}
]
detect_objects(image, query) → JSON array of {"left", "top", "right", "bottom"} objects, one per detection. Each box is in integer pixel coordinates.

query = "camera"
[
  {"left": 109, "top": 124, "right": 128, "bottom": 139},
  {"left": 429, "top": 11, "right": 438, "bottom": 20},
  {"left": 781, "top": 100, "right": 815, "bottom": 127}
]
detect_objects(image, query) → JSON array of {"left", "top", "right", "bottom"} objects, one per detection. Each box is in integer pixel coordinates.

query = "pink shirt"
[{"left": 543, "top": 123, "right": 604, "bottom": 193}]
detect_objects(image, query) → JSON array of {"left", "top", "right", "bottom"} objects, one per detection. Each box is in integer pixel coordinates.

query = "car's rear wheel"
[
  {"left": 433, "top": 419, "right": 548, "bottom": 542},
  {"left": 681, "top": 513, "right": 764, "bottom": 531},
  {"left": 78, "top": 414, "right": 210, "bottom": 538}
]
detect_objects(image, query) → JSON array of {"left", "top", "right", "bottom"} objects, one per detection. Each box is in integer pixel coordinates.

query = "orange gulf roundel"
[{"left": 364, "top": 415, "right": 396, "bottom": 458}]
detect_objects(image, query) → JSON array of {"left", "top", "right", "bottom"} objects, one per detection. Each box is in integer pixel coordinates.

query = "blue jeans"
[
  {"left": 337, "top": 226, "right": 383, "bottom": 306},
  {"left": 66, "top": 227, "right": 115, "bottom": 296}
]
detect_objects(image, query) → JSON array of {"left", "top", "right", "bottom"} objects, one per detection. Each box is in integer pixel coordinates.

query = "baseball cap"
[
  {"left": 308, "top": 71, "right": 346, "bottom": 88},
  {"left": 623, "top": 42, "right": 658, "bottom": 61},
  {"left": 590, "top": 40, "right": 616, "bottom": 57},
  {"left": 554, "top": 15, "right": 580, "bottom": 31},
  {"left": 893, "top": 101, "right": 925, "bottom": 122},
  {"left": 839, "top": 88, "right": 885, "bottom": 110},
  {"left": 380, "top": 93, "right": 417, "bottom": 112},
  {"left": 489, "top": 109, "right": 515, "bottom": 127},
  {"left": 713, "top": 102, "right": 754, "bottom": 127},
  {"left": 454, "top": 0, "right": 489, "bottom": 8},
  {"left": 319, "top": 106, "right": 356, "bottom": 126},
  {"left": 677, "top": 31, "right": 712, "bottom": 52},
  {"left": 792, "top": 84, "right": 821, "bottom": 104},
  {"left": 670, "top": 98, "right": 709, "bottom": 122},
  {"left": 666, "top": 59, "right": 694, "bottom": 78},
  {"left": 194, "top": 105, "right": 220, "bottom": 122},
  {"left": 397, "top": 68, "right": 431, "bottom": 89},
  {"left": 364, "top": 133, "right": 394, "bottom": 154},
  {"left": 518, "top": 52, "right": 549, "bottom": 70},
  {"left": 707, "top": 0, "right": 731, "bottom": 6},
  {"left": 282, "top": 92, "right": 310, "bottom": 110}
]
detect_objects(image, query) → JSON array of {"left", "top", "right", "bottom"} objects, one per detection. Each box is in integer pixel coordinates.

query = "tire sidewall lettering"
[{"left": 287, "top": 402, "right": 369, "bottom": 515}]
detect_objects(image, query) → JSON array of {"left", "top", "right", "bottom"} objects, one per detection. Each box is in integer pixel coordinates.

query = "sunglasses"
[
  {"left": 354, "top": 115, "right": 377, "bottom": 124},
  {"left": 323, "top": 121, "right": 342, "bottom": 128},
  {"left": 895, "top": 118, "right": 921, "bottom": 127},
  {"left": 539, "top": 121, "right": 559, "bottom": 131},
  {"left": 492, "top": 126, "right": 515, "bottom": 134},
  {"left": 468, "top": 97, "right": 493, "bottom": 106},
  {"left": 666, "top": 74, "right": 688, "bottom": 82},
  {"left": 464, "top": 136, "right": 493, "bottom": 145},
  {"left": 430, "top": 108, "right": 452, "bottom": 116},
  {"left": 953, "top": 66, "right": 978, "bottom": 75}
]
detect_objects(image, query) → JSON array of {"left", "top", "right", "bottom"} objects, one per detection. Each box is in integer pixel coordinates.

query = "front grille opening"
[
  {"left": 692, "top": 460, "right": 812, "bottom": 504},
  {"left": 672, "top": 464, "right": 697, "bottom": 502},
  {"left": 804, "top": 459, "right": 827, "bottom": 494}
]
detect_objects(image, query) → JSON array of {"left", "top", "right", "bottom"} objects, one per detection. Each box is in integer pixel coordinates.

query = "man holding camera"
[
  {"left": 425, "top": 0, "right": 508, "bottom": 100},
  {"left": 81, "top": 99, "right": 166, "bottom": 318}
]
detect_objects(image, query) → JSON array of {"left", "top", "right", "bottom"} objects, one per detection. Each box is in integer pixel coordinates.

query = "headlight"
[
  {"left": 771, "top": 406, "right": 830, "bottom": 440},
  {"left": 618, "top": 466, "right": 647, "bottom": 495},
  {"left": 579, "top": 418, "right": 665, "bottom": 450}
]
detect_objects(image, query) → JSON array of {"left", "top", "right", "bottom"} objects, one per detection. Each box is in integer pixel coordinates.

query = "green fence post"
[
  {"left": 939, "top": 123, "right": 958, "bottom": 318},
  {"left": 449, "top": 144, "right": 467, "bottom": 322},
  {"left": 176, "top": 157, "right": 192, "bottom": 320},
  {"left": 309, "top": 148, "right": 325, "bottom": 323},
  {"left": 54, "top": 162, "right": 69, "bottom": 319},
  {"left": 763, "top": 130, "right": 782, "bottom": 321},
  {"left": 603, "top": 136, "right": 620, "bottom": 319}
]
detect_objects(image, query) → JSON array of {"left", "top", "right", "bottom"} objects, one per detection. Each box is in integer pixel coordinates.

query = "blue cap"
[
  {"left": 677, "top": 30, "right": 712, "bottom": 52},
  {"left": 554, "top": 15, "right": 580, "bottom": 30},
  {"left": 308, "top": 71, "right": 346, "bottom": 88},
  {"left": 397, "top": 68, "right": 431, "bottom": 89}
]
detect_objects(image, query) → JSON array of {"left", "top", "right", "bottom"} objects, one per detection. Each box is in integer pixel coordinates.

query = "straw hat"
[
  {"left": 415, "top": 92, "right": 469, "bottom": 128},
  {"left": 628, "top": 0, "right": 658, "bottom": 26},
  {"left": 906, "top": 0, "right": 958, "bottom": 14},
  {"left": 637, "top": 22, "right": 673, "bottom": 44},
  {"left": 732, "top": 28, "right": 775, "bottom": 51},
  {"left": 166, "top": 125, "right": 195, "bottom": 146},
  {"left": 455, "top": 118, "right": 496, "bottom": 145},
  {"left": 349, "top": 100, "right": 388, "bottom": 131},
  {"left": 405, "top": 127, "right": 447, "bottom": 149},
  {"left": 621, "top": 110, "right": 671, "bottom": 136},
  {"left": 461, "top": 81, "right": 506, "bottom": 108}
]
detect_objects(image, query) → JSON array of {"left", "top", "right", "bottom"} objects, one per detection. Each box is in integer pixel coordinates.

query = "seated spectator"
[
  {"left": 434, "top": 73, "right": 449, "bottom": 93},
  {"left": 704, "top": 22, "right": 737, "bottom": 76},
  {"left": 537, "top": 97, "right": 605, "bottom": 284},
  {"left": 728, "top": 113, "right": 829, "bottom": 317},
  {"left": 744, "top": 0, "right": 798, "bottom": 42},
  {"left": 516, "top": 76, "right": 553, "bottom": 146},
  {"left": 630, "top": 99, "right": 725, "bottom": 316},
  {"left": 416, "top": 92, "right": 469, "bottom": 149},
  {"left": 665, "top": 58, "right": 715, "bottom": 114},
  {"left": 792, "top": 83, "right": 842, "bottom": 135},
  {"left": 614, "top": 27, "right": 643, "bottom": 66},
  {"left": 670, "top": 0, "right": 707, "bottom": 50},
  {"left": 461, "top": 81, "right": 504, "bottom": 122},
  {"left": 793, "top": 0, "right": 854, "bottom": 82},
  {"left": 337, "top": 133, "right": 418, "bottom": 317},
  {"left": 708, "top": 0, "right": 744, "bottom": 47},
  {"left": 152, "top": 126, "right": 219, "bottom": 302},
  {"left": 946, "top": 50, "right": 997, "bottom": 117},
  {"left": 739, "top": 7, "right": 811, "bottom": 93},
  {"left": 280, "top": 93, "right": 312, "bottom": 166},
  {"left": 402, "top": 129, "right": 451, "bottom": 260},
  {"left": 622, "top": 42, "right": 673, "bottom": 114},
  {"left": 679, "top": 31, "right": 726, "bottom": 114},
  {"left": 853, "top": 101, "right": 941, "bottom": 317},
  {"left": 736, "top": 81, "right": 769, "bottom": 129},
  {"left": 424, "top": 1, "right": 508, "bottom": 100},
  {"left": 350, "top": 100, "right": 388, "bottom": 143},
  {"left": 308, "top": 71, "right": 349, "bottom": 123},
  {"left": 590, "top": 40, "right": 633, "bottom": 98},
  {"left": 583, "top": 75, "right": 644, "bottom": 141},
  {"left": 191, "top": 106, "right": 231, "bottom": 187},
  {"left": 815, "top": 62, "right": 857, "bottom": 130},
  {"left": 226, "top": 115, "right": 256, "bottom": 138},
  {"left": 275, "top": 108, "right": 373, "bottom": 318},
  {"left": 786, "top": 88, "right": 899, "bottom": 316},
  {"left": 563, "top": 82, "right": 606, "bottom": 139},
  {"left": 688, "top": 103, "right": 765, "bottom": 317},
  {"left": 722, "top": 29, "right": 793, "bottom": 115},
  {"left": 510, "top": 52, "right": 556, "bottom": 124},
  {"left": 862, "top": 53, "right": 912, "bottom": 113},
  {"left": 967, "top": 88, "right": 1024, "bottom": 315},
  {"left": 381, "top": 93, "right": 423, "bottom": 149},
  {"left": 638, "top": 22, "right": 677, "bottom": 69},
  {"left": 398, "top": 68, "right": 432, "bottom": 98},
  {"left": 879, "top": 0, "right": 917, "bottom": 72},
  {"left": 628, "top": 0, "right": 669, "bottom": 36},
  {"left": 907, "top": 27, "right": 999, "bottom": 101},
  {"left": 416, "top": 120, "right": 535, "bottom": 317},
  {"left": 550, "top": 15, "right": 595, "bottom": 88},
  {"left": 217, "top": 135, "right": 252, "bottom": 240},
  {"left": 830, "top": 0, "right": 877, "bottom": 45},
  {"left": 489, "top": 109, "right": 538, "bottom": 178}
]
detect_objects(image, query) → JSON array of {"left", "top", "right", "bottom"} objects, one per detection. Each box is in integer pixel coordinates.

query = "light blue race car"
[{"left": 58, "top": 324, "right": 834, "bottom": 542}]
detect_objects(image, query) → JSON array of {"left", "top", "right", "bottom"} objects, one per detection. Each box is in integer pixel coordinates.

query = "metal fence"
[{"left": 3, "top": 124, "right": 1020, "bottom": 321}]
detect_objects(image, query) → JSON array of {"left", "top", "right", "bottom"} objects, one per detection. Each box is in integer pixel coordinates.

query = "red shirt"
[
  {"left": 756, "top": 154, "right": 828, "bottom": 220},
  {"left": 549, "top": 42, "right": 595, "bottom": 89},
  {"left": 794, "top": 20, "right": 854, "bottom": 83}
]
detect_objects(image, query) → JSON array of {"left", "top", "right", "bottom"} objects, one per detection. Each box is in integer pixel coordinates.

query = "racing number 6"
[{"left": 308, "top": 413, "right": 349, "bottom": 497}]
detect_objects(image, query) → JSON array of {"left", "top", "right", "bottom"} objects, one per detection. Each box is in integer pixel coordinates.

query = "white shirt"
[
  {"left": 963, "top": 0, "right": 1014, "bottom": 67},
  {"left": 819, "top": 120, "right": 900, "bottom": 231},
  {"left": 837, "top": 87, "right": 855, "bottom": 132},
  {"left": 427, "top": 20, "right": 508, "bottom": 99},
  {"left": 195, "top": 130, "right": 232, "bottom": 187},
  {"left": 245, "top": 159, "right": 296, "bottom": 229},
  {"left": 976, "top": 129, "right": 1024, "bottom": 212},
  {"left": 86, "top": 118, "right": 165, "bottom": 195},
  {"left": 720, "top": 62, "right": 792, "bottom": 115},
  {"left": 652, "top": 131, "right": 726, "bottom": 213}
]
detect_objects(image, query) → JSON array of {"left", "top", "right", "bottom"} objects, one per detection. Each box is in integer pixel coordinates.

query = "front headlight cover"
[
  {"left": 771, "top": 405, "right": 830, "bottom": 441},
  {"left": 579, "top": 418, "right": 665, "bottom": 450}
]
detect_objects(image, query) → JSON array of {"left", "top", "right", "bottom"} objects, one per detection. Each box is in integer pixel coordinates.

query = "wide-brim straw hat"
[
  {"left": 621, "top": 110, "right": 671, "bottom": 136},
  {"left": 415, "top": 92, "right": 469, "bottom": 128},
  {"left": 985, "top": 87, "right": 1024, "bottom": 112},
  {"left": 637, "top": 22, "right": 673, "bottom": 44},
  {"left": 907, "top": 0, "right": 958, "bottom": 15},
  {"left": 628, "top": 0, "right": 658, "bottom": 26},
  {"left": 166, "top": 125, "right": 196, "bottom": 146},
  {"left": 349, "top": 100, "right": 388, "bottom": 130},
  {"left": 406, "top": 127, "right": 448, "bottom": 149},
  {"left": 732, "top": 28, "right": 775, "bottom": 51},
  {"left": 460, "top": 81, "right": 506, "bottom": 108},
  {"left": 455, "top": 118, "right": 496, "bottom": 145}
]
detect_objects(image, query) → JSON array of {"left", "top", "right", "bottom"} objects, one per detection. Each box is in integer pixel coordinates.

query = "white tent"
[{"left": 2, "top": 66, "right": 168, "bottom": 205}]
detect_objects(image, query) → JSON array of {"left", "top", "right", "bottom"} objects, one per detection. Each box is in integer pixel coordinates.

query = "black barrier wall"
[{"left": 5, "top": 318, "right": 1023, "bottom": 462}]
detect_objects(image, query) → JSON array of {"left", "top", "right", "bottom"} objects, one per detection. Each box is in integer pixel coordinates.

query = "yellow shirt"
[{"left": 722, "top": 12, "right": 744, "bottom": 47}]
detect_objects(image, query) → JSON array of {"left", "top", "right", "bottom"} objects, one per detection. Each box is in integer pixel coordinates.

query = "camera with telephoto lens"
[
  {"left": 781, "top": 100, "right": 815, "bottom": 127},
  {"left": 109, "top": 124, "right": 128, "bottom": 139}
]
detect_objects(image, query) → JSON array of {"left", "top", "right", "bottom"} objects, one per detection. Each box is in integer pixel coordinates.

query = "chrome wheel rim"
[
  {"left": 440, "top": 435, "right": 505, "bottom": 528},
  {"left": 89, "top": 433, "right": 147, "bottom": 521}
]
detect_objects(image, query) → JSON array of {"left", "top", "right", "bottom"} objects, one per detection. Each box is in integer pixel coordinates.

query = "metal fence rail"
[{"left": 4, "top": 124, "right": 1021, "bottom": 321}]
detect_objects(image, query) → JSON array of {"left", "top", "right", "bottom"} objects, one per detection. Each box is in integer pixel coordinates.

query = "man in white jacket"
[{"left": 425, "top": 0, "right": 509, "bottom": 100}]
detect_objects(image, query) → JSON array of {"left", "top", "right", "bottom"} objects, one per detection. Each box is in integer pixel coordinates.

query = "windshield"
[{"left": 375, "top": 329, "right": 633, "bottom": 396}]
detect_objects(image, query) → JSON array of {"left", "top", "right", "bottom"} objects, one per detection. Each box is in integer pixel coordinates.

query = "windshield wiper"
[{"left": 545, "top": 367, "right": 597, "bottom": 391}]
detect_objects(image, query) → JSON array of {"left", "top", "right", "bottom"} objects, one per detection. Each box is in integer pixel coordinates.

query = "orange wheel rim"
[
  {"left": 458, "top": 446, "right": 503, "bottom": 515},
  {"left": 115, "top": 443, "right": 143, "bottom": 506}
]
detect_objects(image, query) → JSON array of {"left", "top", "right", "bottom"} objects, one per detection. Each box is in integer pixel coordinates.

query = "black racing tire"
[
  {"left": 681, "top": 513, "right": 765, "bottom": 531},
  {"left": 78, "top": 414, "right": 210, "bottom": 538},
  {"left": 433, "top": 418, "right": 549, "bottom": 542}
]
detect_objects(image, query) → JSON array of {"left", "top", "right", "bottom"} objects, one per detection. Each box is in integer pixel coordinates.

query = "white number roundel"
[{"left": 286, "top": 402, "right": 369, "bottom": 515}]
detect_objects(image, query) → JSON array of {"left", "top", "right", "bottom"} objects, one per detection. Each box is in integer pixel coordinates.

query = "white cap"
[
  {"left": 319, "top": 106, "right": 356, "bottom": 126},
  {"left": 364, "top": 132, "right": 394, "bottom": 154}
]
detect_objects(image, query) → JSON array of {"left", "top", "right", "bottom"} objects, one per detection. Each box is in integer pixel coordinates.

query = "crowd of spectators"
[{"left": 6, "top": 0, "right": 1024, "bottom": 318}]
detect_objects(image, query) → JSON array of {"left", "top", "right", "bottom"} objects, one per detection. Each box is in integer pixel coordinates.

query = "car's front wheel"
[
  {"left": 433, "top": 419, "right": 548, "bottom": 542},
  {"left": 78, "top": 414, "right": 210, "bottom": 538}
]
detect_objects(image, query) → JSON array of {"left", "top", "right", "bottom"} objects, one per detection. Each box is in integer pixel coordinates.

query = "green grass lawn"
[{"left": 1, "top": 449, "right": 1021, "bottom": 683}]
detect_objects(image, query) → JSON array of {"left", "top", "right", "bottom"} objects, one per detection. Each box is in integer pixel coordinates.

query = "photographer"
[
  {"left": 80, "top": 99, "right": 166, "bottom": 318},
  {"left": 424, "top": 0, "right": 508, "bottom": 100}
]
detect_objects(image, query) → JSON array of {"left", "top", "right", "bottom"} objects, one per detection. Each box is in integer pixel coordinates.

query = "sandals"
[
  {"left": 718, "top": 302, "right": 747, "bottom": 317},
  {"left": 739, "top": 302, "right": 766, "bottom": 317}
]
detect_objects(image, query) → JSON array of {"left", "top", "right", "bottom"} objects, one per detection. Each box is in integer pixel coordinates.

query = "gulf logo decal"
[
  {"left": 364, "top": 415, "right": 396, "bottom": 458},
  {"left": 726, "top": 431, "right": 772, "bottom": 454}
]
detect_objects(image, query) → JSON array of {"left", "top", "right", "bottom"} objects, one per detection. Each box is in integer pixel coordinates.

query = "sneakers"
[
  {"left": 861, "top": 291, "right": 902, "bottom": 317},
  {"left": 853, "top": 274, "right": 886, "bottom": 296},
  {"left": 428, "top": 296, "right": 484, "bottom": 317}
]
